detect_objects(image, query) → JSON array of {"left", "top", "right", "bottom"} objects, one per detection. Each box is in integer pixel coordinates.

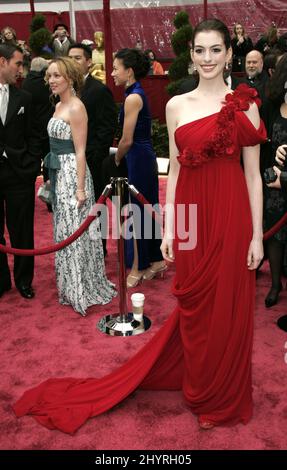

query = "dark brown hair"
[{"left": 191, "top": 18, "right": 231, "bottom": 50}]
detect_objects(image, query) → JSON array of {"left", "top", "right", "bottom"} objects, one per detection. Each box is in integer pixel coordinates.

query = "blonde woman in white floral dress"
[{"left": 45, "top": 57, "right": 116, "bottom": 315}]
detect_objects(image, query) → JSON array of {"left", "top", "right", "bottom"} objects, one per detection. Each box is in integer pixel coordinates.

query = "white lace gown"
[{"left": 47, "top": 117, "right": 116, "bottom": 316}]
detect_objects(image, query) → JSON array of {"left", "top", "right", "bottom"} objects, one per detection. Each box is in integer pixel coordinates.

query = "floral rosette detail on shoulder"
[
  {"left": 224, "top": 83, "right": 261, "bottom": 111},
  {"left": 177, "top": 84, "right": 261, "bottom": 168}
]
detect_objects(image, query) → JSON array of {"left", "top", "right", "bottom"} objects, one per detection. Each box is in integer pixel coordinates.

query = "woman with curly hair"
[{"left": 44, "top": 57, "right": 116, "bottom": 315}]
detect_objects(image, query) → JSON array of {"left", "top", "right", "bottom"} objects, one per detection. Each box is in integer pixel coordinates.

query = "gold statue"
[{"left": 91, "top": 31, "right": 106, "bottom": 83}]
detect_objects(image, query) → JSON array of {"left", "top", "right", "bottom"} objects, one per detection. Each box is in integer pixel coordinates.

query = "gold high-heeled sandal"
[
  {"left": 142, "top": 264, "right": 167, "bottom": 281},
  {"left": 126, "top": 273, "right": 143, "bottom": 288}
]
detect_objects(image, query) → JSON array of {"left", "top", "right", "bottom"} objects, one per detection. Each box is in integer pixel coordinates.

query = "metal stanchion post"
[{"left": 97, "top": 178, "right": 151, "bottom": 336}]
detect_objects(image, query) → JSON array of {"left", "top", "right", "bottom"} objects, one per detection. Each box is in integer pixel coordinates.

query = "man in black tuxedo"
[
  {"left": 22, "top": 57, "right": 54, "bottom": 211},
  {"left": 0, "top": 45, "right": 40, "bottom": 299},
  {"left": 243, "top": 50, "right": 269, "bottom": 102},
  {"left": 68, "top": 43, "right": 117, "bottom": 253}
]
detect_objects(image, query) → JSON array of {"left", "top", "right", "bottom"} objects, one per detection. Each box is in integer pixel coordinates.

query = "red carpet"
[{"left": 0, "top": 177, "right": 287, "bottom": 449}]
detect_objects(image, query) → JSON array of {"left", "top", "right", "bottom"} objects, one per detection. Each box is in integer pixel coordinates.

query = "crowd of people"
[
  {"left": 0, "top": 17, "right": 286, "bottom": 432},
  {"left": 0, "top": 25, "right": 167, "bottom": 314}
]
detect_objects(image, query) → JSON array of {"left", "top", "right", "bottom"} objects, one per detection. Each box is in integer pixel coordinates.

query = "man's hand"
[{"left": 267, "top": 166, "right": 281, "bottom": 189}]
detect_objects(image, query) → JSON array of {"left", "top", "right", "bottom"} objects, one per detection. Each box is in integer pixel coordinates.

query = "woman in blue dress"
[{"left": 112, "top": 48, "right": 166, "bottom": 287}]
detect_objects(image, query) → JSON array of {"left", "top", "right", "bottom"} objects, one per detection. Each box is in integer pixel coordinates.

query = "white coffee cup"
[{"left": 131, "top": 293, "right": 145, "bottom": 321}]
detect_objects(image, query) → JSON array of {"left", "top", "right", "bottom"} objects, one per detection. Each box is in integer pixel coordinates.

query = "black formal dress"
[{"left": 0, "top": 85, "right": 40, "bottom": 291}]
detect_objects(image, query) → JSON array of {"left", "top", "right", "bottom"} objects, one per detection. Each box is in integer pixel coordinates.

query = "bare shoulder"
[
  {"left": 125, "top": 93, "right": 142, "bottom": 106},
  {"left": 167, "top": 90, "right": 197, "bottom": 111},
  {"left": 69, "top": 97, "right": 87, "bottom": 120},
  {"left": 166, "top": 95, "right": 179, "bottom": 112},
  {"left": 166, "top": 94, "right": 184, "bottom": 115},
  {"left": 69, "top": 96, "right": 85, "bottom": 114}
]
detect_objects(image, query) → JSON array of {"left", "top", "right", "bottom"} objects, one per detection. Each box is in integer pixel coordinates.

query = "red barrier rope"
[
  {"left": 131, "top": 187, "right": 287, "bottom": 240},
  {"left": 1, "top": 180, "right": 285, "bottom": 256},
  {"left": 263, "top": 211, "right": 287, "bottom": 241},
  {"left": 132, "top": 186, "right": 287, "bottom": 241},
  {"left": 0, "top": 194, "right": 108, "bottom": 256},
  {"left": 133, "top": 188, "right": 287, "bottom": 241},
  {"left": 129, "top": 185, "right": 163, "bottom": 226},
  {"left": 0, "top": 185, "right": 162, "bottom": 257}
]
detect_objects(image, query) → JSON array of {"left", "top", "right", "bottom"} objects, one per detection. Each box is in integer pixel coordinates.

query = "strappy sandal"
[
  {"left": 142, "top": 263, "right": 167, "bottom": 281},
  {"left": 126, "top": 273, "right": 143, "bottom": 288}
]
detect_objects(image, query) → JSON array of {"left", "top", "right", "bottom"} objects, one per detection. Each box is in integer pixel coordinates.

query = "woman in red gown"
[{"left": 13, "top": 19, "right": 267, "bottom": 434}]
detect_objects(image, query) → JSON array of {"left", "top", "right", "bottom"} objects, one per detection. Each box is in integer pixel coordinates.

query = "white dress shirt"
[{"left": 0, "top": 83, "right": 9, "bottom": 157}]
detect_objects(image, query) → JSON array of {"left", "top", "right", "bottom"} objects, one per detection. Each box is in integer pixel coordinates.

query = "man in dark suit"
[
  {"left": 0, "top": 44, "right": 40, "bottom": 299},
  {"left": 21, "top": 57, "right": 53, "bottom": 165},
  {"left": 243, "top": 50, "right": 269, "bottom": 102},
  {"left": 22, "top": 57, "right": 54, "bottom": 211},
  {"left": 68, "top": 43, "right": 117, "bottom": 253}
]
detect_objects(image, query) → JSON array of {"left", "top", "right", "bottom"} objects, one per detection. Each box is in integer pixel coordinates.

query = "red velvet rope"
[
  {"left": 0, "top": 190, "right": 162, "bottom": 257},
  {"left": 138, "top": 191, "right": 287, "bottom": 242},
  {"left": 0, "top": 187, "right": 284, "bottom": 256},
  {"left": 136, "top": 191, "right": 287, "bottom": 242},
  {"left": 132, "top": 191, "right": 163, "bottom": 226},
  {"left": 0, "top": 194, "right": 107, "bottom": 256},
  {"left": 263, "top": 211, "right": 287, "bottom": 241}
]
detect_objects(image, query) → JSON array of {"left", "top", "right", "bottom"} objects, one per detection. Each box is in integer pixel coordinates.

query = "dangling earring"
[
  {"left": 193, "top": 64, "right": 197, "bottom": 71},
  {"left": 71, "top": 86, "right": 76, "bottom": 96},
  {"left": 225, "top": 63, "right": 229, "bottom": 70}
]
